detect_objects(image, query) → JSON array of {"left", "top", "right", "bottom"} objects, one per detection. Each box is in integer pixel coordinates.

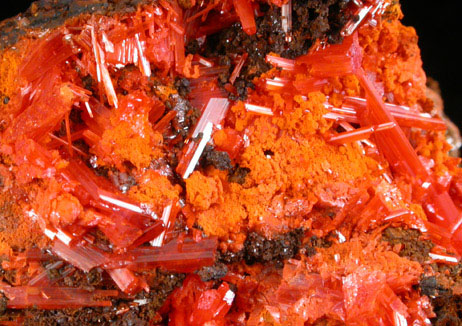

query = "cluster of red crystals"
[
  {"left": 270, "top": 271, "right": 345, "bottom": 323},
  {"left": 341, "top": 0, "right": 389, "bottom": 37},
  {"left": 90, "top": 25, "right": 119, "bottom": 108},
  {"left": 60, "top": 160, "right": 159, "bottom": 249},
  {"left": 264, "top": 28, "right": 462, "bottom": 256},
  {"left": 297, "top": 33, "right": 363, "bottom": 78},
  {"left": 343, "top": 269, "right": 410, "bottom": 325},
  {"left": 324, "top": 96, "right": 447, "bottom": 131},
  {"left": 187, "top": 65, "right": 228, "bottom": 110},
  {"left": 0, "top": 1, "right": 225, "bottom": 302},
  {"left": 239, "top": 257, "right": 433, "bottom": 325},
  {"left": 298, "top": 32, "right": 462, "bottom": 255},
  {"left": 0, "top": 0, "right": 460, "bottom": 322},
  {"left": 3, "top": 72, "right": 77, "bottom": 145},
  {"left": 164, "top": 274, "right": 234, "bottom": 326}
]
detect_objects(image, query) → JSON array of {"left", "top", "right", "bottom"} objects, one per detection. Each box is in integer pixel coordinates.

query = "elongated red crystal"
[
  {"left": 281, "top": 0, "right": 292, "bottom": 37},
  {"left": 356, "top": 71, "right": 462, "bottom": 236},
  {"left": 0, "top": 284, "right": 117, "bottom": 309},
  {"left": 153, "top": 110, "right": 177, "bottom": 131},
  {"left": 293, "top": 77, "right": 329, "bottom": 94},
  {"left": 244, "top": 103, "right": 274, "bottom": 116},
  {"left": 197, "top": 11, "right": 239, "bottom": 37},
  {"left": 90, "top": 25, "right": 118, "bottom": 108},
  {"left": 233, "top": 0, "right": 257, "bottom": 35},
  {"left": 28, "top": 261, "right": 64, "bottom": 287},
  {"left": 106, "top": 268, "right": 148, "bottom": 295},
  {"left": 3, "top": 71, "right": 75, "bottom": 144},
  {"left": 297, "top": 33, "right": 362, "bottom": 77},
  {"left": 129, "top": 221, "right": 165, "bottom": 249},
  {"left": 230, "top": 53, "right": 248, "bottom": 84},
  {"left": 19, "top": 31, "right": 76, "bottom": 83},
  {"left": 150, "top": 203, "right": 177, "bottom": 247},
  {"left": 103, "top": 237, "right": 217, "bottom": 273},
  {"left": 265, "top": 54, "right": 296, "bottom": 71},
  {"left": 343, "top": 96, "right": 446, "bottom": 131},
  {"left": 328, "top": 122, "right": 395, "bottom": 145},
  {"left": 52, "top": 239, "right": 107, "bottom": 273},
  {"left": 177, "top": 98, "right": 230, "bottom": 179}
]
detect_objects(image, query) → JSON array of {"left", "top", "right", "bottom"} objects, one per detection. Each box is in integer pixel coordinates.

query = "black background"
[{"left": 1, "top": 1, "right": 461, "bottom": 128}]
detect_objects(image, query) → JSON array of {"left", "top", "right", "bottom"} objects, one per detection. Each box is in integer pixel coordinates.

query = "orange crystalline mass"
[{"left": 99, "top": 90, "right": 164, "bottom": 170}]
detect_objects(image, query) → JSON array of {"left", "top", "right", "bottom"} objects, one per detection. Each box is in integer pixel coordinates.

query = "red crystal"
[
  {"left": 328, "top": 122, "right": 396, "bottom": 145},
  {"left": 197, "top": 10, "right": 239, "bottom": 37},
  {"left": 265, "top": 54, "right": 296, "bottom": 71},
  {"left": 229, "top": 53, "right": 248, "bottom": 84},
  {"left": 343, "top": 270, "right": 409, "bottom": 325},
  {"left": 106, "top": 268, "right": 148, "bottom": 296},
  {"left": 3, "top": 72, "right": 76, "bottom": 144},
  {"left": 129, "top": 220, "right": 165, "bottom": 249},
  {"left": 233, "top": 0, "right": 257, "bottom": 35},
  {"left": 176, "top": 98, "right": 230, "bottom": 179},
  {"left": 0, "top": 284, "right": 117, "bottom": 309},
  {"left": 213, "top": 128, "right": 244, "bottom": 160},
  {"left": 90, "top": 25, "right": 118, "bottom": 108},
  {"left": 103, "top": 237, "right": 217, "bottom": 273},
  {"left": 325, "top": 97, "right": 447, "bottom": 131},
  {"left": 189, "top": 282, "right": 234, "bottom": 325},
  {"left": 19, "top": 31, "right": 76, "bottom": 83},
  {"left": 272, "top": 272, "right": 345, "bottom": 323},
  {"left": 244, "top": 103, "right": 274, "bottom": 116},
  {"left": 28, "top": 261, "right": 64, "bottom": 287},
  {"left": 343, "top": 96, "right": 447, "bottom": 131},
  {"left": 297, "top": 33, "right": 362, "bottom": 77},
  {"left": 61, "top": 160, "right": 155, "bottom": 248},
  {"left": 166, "top": 275, "right": 234, "bottom": 326},
  {"left": 52, "top": 239, "right": 106, "bottom": 273},
  {"left": 150, "top": 202, "right": 179, "bottom": 247}
]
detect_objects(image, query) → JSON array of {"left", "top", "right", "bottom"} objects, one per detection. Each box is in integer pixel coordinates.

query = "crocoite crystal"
[{"left": 0, "top": 0, "right": 460, "bottom": 324}]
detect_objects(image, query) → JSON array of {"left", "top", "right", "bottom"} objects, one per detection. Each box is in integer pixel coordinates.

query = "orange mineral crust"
[{"left": 1, "top": 0, "right": 462, "bottom": 325}]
